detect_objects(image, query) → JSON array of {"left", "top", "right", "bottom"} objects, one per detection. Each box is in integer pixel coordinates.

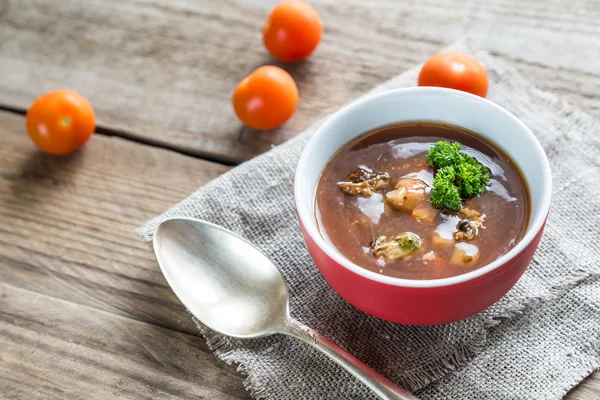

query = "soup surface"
[{"left": 315, "top": 122, "right": 529, "bottom": 279}]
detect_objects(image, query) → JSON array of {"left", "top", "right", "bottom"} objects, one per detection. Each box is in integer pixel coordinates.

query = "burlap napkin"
[{"left": 138, "top": 40, "right": 600, "bottom": 399}]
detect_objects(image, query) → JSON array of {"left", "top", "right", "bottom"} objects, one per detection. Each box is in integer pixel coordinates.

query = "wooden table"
[{"left": 1, "top": 0, "right": 598, "bottom": 398}]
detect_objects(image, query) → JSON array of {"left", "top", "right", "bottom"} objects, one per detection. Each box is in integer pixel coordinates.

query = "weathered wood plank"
[
  {"left": 0, "top": 283, "right": 249, "bottom": 399},
  {"left": 0, "top": 109, "right": 228, "bottom": 335},
  {"left": 0, "top": 279, "right": 596, "bottom": 400},
  {"left": 565, "top": 372, "right": 600, "bottom": 400},
  {"left": 1, "top": 0, "right": 599, "bottom": 161},
  {"left": 568, "top": 373, "right": 600, "bottom": 400}
]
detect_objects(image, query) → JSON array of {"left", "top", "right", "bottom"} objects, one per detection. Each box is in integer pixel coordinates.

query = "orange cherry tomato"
[
  {"left": 232, "top": 66, "right": 299, "bottom": 130},
  {"left": 26, "top": 90, "right": 95, "bottom": 155},
  {"left": 263, "top": 1, "right": 323, "bottom": 62},
  {"left": 418, "top": 51, "right": 489, "bottom": 97}
]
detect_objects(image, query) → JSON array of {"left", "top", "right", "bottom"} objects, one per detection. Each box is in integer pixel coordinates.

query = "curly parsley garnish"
[{"left": 427, "top": 141, "right": 490, "bottom": 211}]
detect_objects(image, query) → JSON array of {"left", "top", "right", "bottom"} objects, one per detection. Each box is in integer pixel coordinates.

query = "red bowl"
[{"left": 294, "top": 87, "right": 552, "bottom": 325}]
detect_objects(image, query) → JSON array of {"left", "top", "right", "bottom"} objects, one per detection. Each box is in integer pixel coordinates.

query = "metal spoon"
[{"left": 153, "top": 217, "right": 418, "bottom": 400}]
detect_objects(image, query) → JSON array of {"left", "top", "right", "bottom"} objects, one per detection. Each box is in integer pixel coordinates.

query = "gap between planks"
[
  {"left": 3, "top": 281, "right": 201, "bottom": 340},
  {"left": 0, "top": 104, "right": 240, "bottom": 167}
]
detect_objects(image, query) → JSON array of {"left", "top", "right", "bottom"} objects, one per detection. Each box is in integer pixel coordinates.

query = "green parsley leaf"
[
  {"left": 427, "top": 141, "right": 463, "bottom": 169},
  {"left": 430, "top": 166, "right": 462, "bottom": 211},
  {"left": 455, "top": 157, "right": 490, "bottom": 197},
  {"left": 427, "top": 140, "right": 491, "bottom": 210}
]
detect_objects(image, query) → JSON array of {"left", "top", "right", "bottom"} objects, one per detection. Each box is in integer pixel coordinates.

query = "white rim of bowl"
[{"left": 294, "top": 87, "right": 552, "bottom": 288}]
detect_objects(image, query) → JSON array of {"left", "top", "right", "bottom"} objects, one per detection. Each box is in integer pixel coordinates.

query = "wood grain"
[
  {"left": 0, "top": 283, "right": 249, "bottom": 399},
  {"left": 0, "top": 109, "right": 228, "bottom": 335},
  {"left": 568, "top": 373, "right": 600, "bottom": 400},
  {"left": 0, "top": 109, "right": 249, "bottom": 397},
  {"left": 1, "top": 0, "right": 599, "bottom": 162}
]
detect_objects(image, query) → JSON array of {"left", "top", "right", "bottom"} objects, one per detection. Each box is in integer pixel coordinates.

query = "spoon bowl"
[{"left": 154, "top": 218, "right": 288, "bottom": 338}]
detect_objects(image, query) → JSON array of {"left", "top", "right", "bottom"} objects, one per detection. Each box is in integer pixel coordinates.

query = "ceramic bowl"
[{"left": 294, "top": 87, "right": 551, "bottom": 325}]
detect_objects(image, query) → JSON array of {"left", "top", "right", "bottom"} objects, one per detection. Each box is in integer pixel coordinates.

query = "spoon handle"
[{"left": 281, "top": 318, "right": 419, "bottom": 400}]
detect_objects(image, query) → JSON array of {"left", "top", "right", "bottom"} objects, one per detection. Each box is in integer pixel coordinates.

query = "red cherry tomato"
[
  {"left": 26, "top": 90, "right": 95, "bottom": 155},
  {"left": 263, "top": 1, "right": 323, "bottom": 62},
  {"left": 232, "top": 66, "right": 299, "bottom": 130},
  {"left": 418, "top": 52, "right": 489, "bottom": 97}
]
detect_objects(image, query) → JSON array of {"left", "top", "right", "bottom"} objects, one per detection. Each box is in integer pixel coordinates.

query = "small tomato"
[
  {"left": 418, "top": 52, "right": 489, "bottom": 97},
  {"left": 232, "top": 66, "right": 298, "bottom": 130},
  {"left": 26, "top": 90, "right": 95, "bottom": 155},
  {"left": 263, "top": 1, "right": 323, "bottom": 62}
]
